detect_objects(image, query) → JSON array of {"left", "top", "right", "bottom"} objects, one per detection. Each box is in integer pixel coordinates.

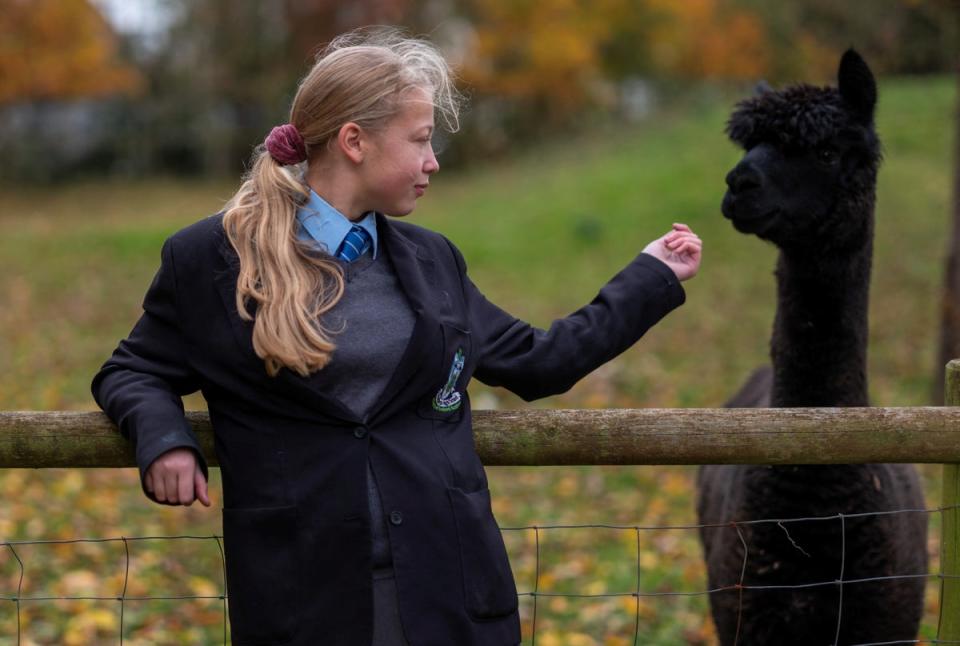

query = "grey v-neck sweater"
[{"left": 321, "top": 251, "right": 416, "bottom": 568}]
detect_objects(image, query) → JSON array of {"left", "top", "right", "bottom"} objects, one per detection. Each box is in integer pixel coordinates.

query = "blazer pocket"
[
  {"left": 222, "top": 505, "right": 301, "bottom": 645},
  {"left": 447, "top": 487, "right": 519, "bottom": 620}
]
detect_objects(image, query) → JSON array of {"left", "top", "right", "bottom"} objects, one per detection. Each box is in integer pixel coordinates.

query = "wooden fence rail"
[
  {"left": 1, "top": 405, "right": 960, "bottom": 468},
  {"left": 1, "top": 360, "right": 958, "bottom": 639}
]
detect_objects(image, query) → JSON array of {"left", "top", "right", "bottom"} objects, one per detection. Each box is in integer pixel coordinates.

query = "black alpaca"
[{"left": 697, "top": 50, "right": 928, "bottom": 645}]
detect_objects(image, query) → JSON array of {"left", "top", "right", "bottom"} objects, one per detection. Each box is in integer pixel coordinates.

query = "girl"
[{"left": 93, "top": 28, "right": 701, "bottom": 646}]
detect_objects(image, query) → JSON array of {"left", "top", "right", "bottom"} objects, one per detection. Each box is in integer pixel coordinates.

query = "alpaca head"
[{"left": 721, "top": 50, "right": 880, "bottom": 253}]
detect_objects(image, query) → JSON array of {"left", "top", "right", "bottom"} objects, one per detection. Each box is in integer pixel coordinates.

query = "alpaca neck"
[{"left": 770, "top": 240, "right": 872, "bottom": 407}]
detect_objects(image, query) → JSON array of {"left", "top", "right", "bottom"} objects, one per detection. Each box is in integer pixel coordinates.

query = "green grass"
[{"left": 0, "top": 75, "right": 955, "bottom": 644}]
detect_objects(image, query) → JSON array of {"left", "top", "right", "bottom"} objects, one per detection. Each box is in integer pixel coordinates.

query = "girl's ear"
[{"left": 337, "top": 123, "right": 365, "bottom": 164}]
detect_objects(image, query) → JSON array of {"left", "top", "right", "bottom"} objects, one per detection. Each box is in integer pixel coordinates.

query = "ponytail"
[{"left": 222, "top": 150, "right": 345, "bottom": 377}]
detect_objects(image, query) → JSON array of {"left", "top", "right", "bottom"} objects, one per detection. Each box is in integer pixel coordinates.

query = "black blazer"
[{"left": 92, "top": 213, "right": 685, "bottom": 646}]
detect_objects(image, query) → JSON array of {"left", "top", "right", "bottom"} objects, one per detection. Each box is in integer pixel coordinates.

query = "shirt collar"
[{"left": 296, "top": 188, "right": 379, "bottom": 259}]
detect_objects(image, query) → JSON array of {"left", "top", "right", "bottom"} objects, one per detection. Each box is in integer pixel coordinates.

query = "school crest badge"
[{"left": 433, "top": 348, "right": 465, "bottom": 413}]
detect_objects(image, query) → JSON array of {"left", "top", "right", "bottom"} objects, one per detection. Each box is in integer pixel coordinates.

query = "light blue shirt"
[{"left": 296, "top": 189, "right": 379, "bottom": 259}]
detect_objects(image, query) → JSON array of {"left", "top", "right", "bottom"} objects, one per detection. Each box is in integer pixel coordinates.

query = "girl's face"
[{"left": 360, "top": 86, "right": 439, "bottom": 217}]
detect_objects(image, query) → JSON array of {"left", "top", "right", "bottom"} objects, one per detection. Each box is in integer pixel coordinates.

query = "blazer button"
[
  {"left": 353, "top": 427, "right": 368, "bottom": 439},
  {"left": 389, "top": 511, "right": 403, "bottom": 526}
]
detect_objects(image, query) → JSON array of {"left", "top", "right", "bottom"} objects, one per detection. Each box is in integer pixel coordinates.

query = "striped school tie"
[{"left": 336, "top": 225, "right": 372, "bottom": 262}]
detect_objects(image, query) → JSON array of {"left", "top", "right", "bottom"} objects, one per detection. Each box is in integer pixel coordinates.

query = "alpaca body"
[
  {"left": 697, "top": 50, "right": 927, "bottom": 645},
  {"left": 698, "top": 252, "right": 927, "bottom": 645}
]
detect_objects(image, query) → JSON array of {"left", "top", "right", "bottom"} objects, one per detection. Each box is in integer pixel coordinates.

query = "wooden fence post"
[{"left": 940, "top": 359, "right": 960, "bottom": 641}]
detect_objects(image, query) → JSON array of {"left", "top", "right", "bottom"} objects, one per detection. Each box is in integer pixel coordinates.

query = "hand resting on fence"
[{"left": 144, "top": 447, "right": 211, "bottom": 507}]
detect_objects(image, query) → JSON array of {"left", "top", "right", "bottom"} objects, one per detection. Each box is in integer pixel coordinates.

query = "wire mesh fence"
[
  {"left": 2, "top": 504, "right": 957, "bottom": 645},
  {"left": 502, "top": 504, "right": 959, "bottom": 645},
  {"left": 1, "top": 535, "right": 227, "bottom": 645}
]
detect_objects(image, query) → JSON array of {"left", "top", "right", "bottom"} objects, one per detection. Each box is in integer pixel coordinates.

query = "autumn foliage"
[
  {"left": 0, "top": 0, "right": 141, "bottom": 104},
  {"left": 457, "top": 0, "right": 847, "bottom": 127},
  {"left": 643, "top": 0, "right": 772, "bottom": 80},
  {"left": 0, "top": 0, "right": 954, "bottom": 176},
  {"left": 459, "top": 0, "right": 616, "bottom": 119}
]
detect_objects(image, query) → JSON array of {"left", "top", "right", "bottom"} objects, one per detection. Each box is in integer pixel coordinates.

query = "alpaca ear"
[
  {"left": 838, "top": 48, "right": 876, "bottom": 124},
  {"left": 754, "top": 80, "right": 772, "bottom": 96}
]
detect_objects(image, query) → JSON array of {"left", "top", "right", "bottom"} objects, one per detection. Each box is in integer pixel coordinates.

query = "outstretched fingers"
[{"left": 666, "top": 232, "right": 702, "bottom": 256}]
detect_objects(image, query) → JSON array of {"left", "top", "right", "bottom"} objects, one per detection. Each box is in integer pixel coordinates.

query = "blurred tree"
[
  {"left": 459, "top": 0, "right": 621, "bottom": 128},
  {"left": 153, "top": 0, "right": 293, "bottom": 174},
  {"left": 644, "top": 0, "right": 773, "bottom": 80},
  {"left": 934, "top": 4, "right": 960, "bottom": 404},
  {"left": 3, "top": 0, "right": 959, "bottom": 181},
  {"left": 0, "top": 0, "right": 141, "bottom": 103},
  {"left": 140, "top": 0, "right": 420, "bottom": 175},
  {"left": 283, "top": 0, "right": 415, "bottom": 61},
  {"left": 454, "top": 0, "right": 777, "bottom": 158},
  {"left": 457, "top": 0, "right": 845, "bottom": 117},
  {"left": 744, "top": 0, "right": 959, "bottom": 81},
  {"left": 0, "top": 0, "right": 142, "bottom": 181},
  {"left": 936, "top": 80, "right": 960, "bottom": 403}
]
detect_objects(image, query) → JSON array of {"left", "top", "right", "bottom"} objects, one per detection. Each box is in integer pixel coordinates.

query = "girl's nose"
[{"left": 424, "top": 148, "right": 439, "bottom": 174}]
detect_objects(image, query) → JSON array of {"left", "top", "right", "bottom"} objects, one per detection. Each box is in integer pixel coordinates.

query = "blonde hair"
[{"left": 222, "top": 27, "right": 462, "bottom": 377}]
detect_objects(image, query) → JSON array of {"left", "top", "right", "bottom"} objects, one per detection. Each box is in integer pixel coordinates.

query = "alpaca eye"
[{"left": 817, "top": 148, "right": 838, "bottom": 164}]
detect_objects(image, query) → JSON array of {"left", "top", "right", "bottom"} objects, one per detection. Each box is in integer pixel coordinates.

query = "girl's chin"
[{"left": 384, "top": 205, "right": 416, "bottom": 218}]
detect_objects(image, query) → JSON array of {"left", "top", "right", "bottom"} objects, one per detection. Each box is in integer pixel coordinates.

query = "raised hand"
[{"left": 642, "top": 223, "right": 702, "bottom": 282}]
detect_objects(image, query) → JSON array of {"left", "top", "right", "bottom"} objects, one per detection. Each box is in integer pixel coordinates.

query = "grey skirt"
[{"left": 372, "top": 568, "right": 410, "bottom": 646}]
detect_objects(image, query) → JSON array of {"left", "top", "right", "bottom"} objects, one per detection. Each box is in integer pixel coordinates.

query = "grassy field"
[{"left": 0, "top": 75, "right": 955, "bottom": 644}]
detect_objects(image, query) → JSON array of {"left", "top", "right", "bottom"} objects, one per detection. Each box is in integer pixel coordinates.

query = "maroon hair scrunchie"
[{"left": 265, "top": 123, "right": 307, "bottom": 166}]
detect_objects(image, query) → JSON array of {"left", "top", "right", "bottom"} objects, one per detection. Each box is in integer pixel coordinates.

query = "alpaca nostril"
[{"left": 726, "top": 166, "right": 761, "bottom": 195}]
